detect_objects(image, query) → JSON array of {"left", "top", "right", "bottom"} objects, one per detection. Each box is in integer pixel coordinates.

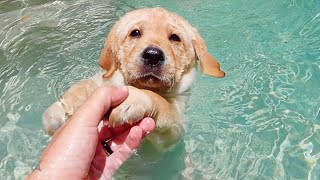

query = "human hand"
[{"left": 27, "top": 86, "right": 156, "bottom": 180}]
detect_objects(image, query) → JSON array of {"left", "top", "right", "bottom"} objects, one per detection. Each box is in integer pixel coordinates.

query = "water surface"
[{"left": 0, "top": 0, "right": 320, "bottom": 179}]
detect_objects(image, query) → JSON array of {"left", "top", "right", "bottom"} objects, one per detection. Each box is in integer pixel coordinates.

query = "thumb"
[{"left": 70, "top": 86, "right": 128, "bottom": 128}]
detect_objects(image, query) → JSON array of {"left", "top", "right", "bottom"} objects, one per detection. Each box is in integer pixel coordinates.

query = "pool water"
[{"left": 1, "top": 0, "right": 320, "bottom": 179}]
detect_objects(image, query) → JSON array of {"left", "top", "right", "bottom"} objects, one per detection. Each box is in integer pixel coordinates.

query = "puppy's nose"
[{"left": 141, "top": 47, "right": 165, "bottom": 67}]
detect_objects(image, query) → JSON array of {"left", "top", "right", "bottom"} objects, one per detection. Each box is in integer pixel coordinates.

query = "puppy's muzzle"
[{"left": 141, "top": 46, "right": 165, "bottom": 67}]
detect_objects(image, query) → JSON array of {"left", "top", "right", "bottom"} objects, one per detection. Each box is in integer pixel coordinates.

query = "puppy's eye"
[
  {"left": 169, "top": 34, "right": 181, "bottom": 42},
  {"left": 130, "top": 29, "right": 141, "bottom": 38}
]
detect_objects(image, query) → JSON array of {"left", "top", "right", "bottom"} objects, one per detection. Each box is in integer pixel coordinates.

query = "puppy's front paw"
[
  {"left": 108, "top": 87, "right": 155, "bottom": 127},
  {"left": 42, "top": 101, "right": 66, "bottom": 135}
]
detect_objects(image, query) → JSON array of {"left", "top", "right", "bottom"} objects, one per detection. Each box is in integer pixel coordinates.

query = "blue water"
[{"left": 0, "top": 0, "right": 319, "bottom": 179}]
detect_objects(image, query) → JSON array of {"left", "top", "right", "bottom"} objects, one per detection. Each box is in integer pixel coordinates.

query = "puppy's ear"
[
  {"left": 99, "top": 26, "right": 119, "bottom": 79},
  {"left": 192, "top": 31, "right": 225, "bottom": 78}
]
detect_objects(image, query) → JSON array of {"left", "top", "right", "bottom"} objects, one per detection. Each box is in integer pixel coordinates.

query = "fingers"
[
  {"left": 101, "top": 118, "right": 155, "bottom": 177},
  {"left": 70, "top": 86, "right": 128, "bottom": 128},
  {"left": 123, "top": 126, "right": 143, "bottom": 151},
  {"left": 104, "top": 126, "right": 143, "bottom": 174},
  {"left": 138, "top": 118, "right": 156, "bottom": 137},
  {"left": 99, "top": 118, "right": 156, "bottom": 151},
  {"left": 98, "top": 123, "right": 131, "bottom": 142},
  {"left": 118, "top": 118, "right": 155, "bottom": 150}
]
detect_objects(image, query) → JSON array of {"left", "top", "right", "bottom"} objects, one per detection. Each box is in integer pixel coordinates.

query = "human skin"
[{"left": 27, "top": 86, "right": 156, "bottom": 180}]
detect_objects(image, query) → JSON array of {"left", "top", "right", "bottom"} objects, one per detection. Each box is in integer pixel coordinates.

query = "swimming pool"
[{"left": 0, "top": 0, "right": 319, "bottom": 179}]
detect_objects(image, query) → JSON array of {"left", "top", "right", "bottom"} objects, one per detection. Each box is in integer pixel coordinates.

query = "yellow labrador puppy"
[{"left": 42, "top": 7, "right": 225, "bottom": 151}]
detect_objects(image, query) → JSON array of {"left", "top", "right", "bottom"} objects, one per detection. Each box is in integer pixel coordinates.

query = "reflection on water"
[{"left": 0, "top": 0, "right": 320, "bottom": 179}]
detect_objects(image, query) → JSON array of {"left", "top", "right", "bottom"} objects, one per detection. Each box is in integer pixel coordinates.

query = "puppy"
[{"left": 42, "top": 7, "right": 225, "bottom": 151}]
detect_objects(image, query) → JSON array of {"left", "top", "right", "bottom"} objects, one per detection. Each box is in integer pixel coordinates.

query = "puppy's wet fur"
[{"left": 42, "top": 7, "right": 225, "bottom": 151}]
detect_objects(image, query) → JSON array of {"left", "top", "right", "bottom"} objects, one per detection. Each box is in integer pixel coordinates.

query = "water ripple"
[
  {"left": 0, "top": 1, "right": 119, "bottom": 179},
  {"left": 183, "top": 0, "right": 320, "bottom": 179},
  {"left": 1, "top": 0, "right": 320, "bottom": 179}
]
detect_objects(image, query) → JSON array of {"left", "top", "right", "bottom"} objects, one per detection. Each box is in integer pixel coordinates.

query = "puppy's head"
[{"left": 99, "top": 8, "right": 225, "bottom": 92}]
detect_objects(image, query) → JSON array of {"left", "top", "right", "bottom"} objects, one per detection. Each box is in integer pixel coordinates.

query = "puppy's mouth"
[
  {"left": 142, "top": 72, "right": 163, "bottom": 81},
  {"left": 132, "top": 73, "right": 168, "bottom": 90}
]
